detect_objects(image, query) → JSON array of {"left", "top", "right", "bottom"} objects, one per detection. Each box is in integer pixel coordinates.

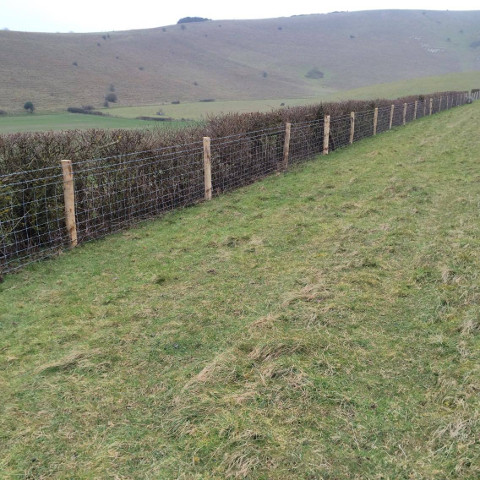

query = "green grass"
[
  {"left": 1, "top": 102, "right": 480, "bottom": 478},
  {"left": 0, "top": 113, "right": 195, "bottom": 133},
  {"left": 107, "top": 72, "right": 480, "bottom": 121},
  {"left": 329, "top": 70, "right": 480, "bottom": 102},
  {"left": 106, "top": 98, "right": 326, "bottom": 120}
]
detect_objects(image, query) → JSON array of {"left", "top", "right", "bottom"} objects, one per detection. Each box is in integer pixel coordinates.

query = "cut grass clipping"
[{"left": 1, "top": 101, "right": 480, "bottom": 478}]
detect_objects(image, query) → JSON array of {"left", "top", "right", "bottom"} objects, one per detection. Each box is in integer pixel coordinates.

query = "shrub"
[
  {"left": 109, "top": 84, "right": 115, "bottom": 92},
  {"left": 72, "top": 61, "right": 78, "bottom": 66},
  {"left": 171, "top": 100, "right": 180, "bottom": 105},
  {"left": 199, "top": 99, "right": 215, "bottom": 102},
  {"left": 105, "top": 93, "right": 117, "bottom": 103},
  {"left": 262, "top": 71, "right": 268, "bottom": 78},
  {"left": 67, "top": 107, "right": 108, "bottom": 116},
  {"left": 23, "top": 101, "right": 34, "bottom": 113},
  {"left": 135, "top": 116, "right": 174, "bottom": 122},
  {"left": 305, "top": 68, "right": 324, "bottom": 79}
]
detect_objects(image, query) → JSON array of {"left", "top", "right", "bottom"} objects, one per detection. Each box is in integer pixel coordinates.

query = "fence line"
[{"left": 0, "top": 92, "right": 474, "bottom": 274}]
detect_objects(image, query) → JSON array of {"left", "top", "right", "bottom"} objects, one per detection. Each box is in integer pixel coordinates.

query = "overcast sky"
[{"left": 1, "top": 0, "right": 478, "bottom": 33}]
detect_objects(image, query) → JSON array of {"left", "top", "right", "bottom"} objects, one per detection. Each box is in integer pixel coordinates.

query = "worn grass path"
[{"left": 1, "top": 102, "right": 479, "bottom": 479}]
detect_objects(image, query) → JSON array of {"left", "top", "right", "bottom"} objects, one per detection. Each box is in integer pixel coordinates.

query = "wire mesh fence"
[
  {"left": 211, "top": 126, "right": 286, "bottom": 194},
  {"left": 72, "top": 142, "right": 205, "bottom": 243},
  {"left": 0, "top": 92, "right": 473, "bottom": 274}
]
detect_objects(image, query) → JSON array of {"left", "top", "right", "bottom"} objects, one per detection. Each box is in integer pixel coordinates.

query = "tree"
[
  {"left": 177, "top": 17, "right": 210, "bottom": 24},
  {"left": 24, "top": 101, "right": 34, "bottom": 113},
  {"left": 105, "top": 93, "right": 117, "bottom": 103}
]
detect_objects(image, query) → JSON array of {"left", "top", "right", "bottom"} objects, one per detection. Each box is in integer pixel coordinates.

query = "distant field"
[
  {"left": 1, "top": 71, "right": 479, "bottom": 132},
  {"left": 329, "top": 70, "right": 480, "bottom": 101},
  {"left": 0, "top": 113, "right": 194, "bottom": 134},
  {"left": 107, "top": 72, "right": 480, "bottom": 121},
  {"left": 106, "top": 98, "right": 327, "bottom": 120}
]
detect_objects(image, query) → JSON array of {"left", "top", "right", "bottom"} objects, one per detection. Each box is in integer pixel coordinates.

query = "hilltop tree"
[
  {"left": 177, "top": 17, "right": 210, "bottom": 24},
  {"left": 23, "top": 101, "right": 34, "bottom": 113}
]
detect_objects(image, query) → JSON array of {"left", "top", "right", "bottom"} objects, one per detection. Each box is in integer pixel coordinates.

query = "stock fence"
[{"left": 0, "top": 91, "right": 476, "bottom": 274}]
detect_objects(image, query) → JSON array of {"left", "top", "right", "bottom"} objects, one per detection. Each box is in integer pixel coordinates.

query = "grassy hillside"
[
  {"left": 1, "top": 10, "right": 480, "bottom": 113},
  {"left": 1, "top": 101, "right": 479, "bottom": 478}
]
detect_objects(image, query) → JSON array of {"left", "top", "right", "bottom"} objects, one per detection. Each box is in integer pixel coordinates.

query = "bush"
[
  {"left": 199, "top": 99, "right": 215, "bottom": 102},
  {"left": 105, "top": 93, "right": 117, "bottom": 103},
  {"left": 305, "top": 68, "right": 324, "bottom": 79},
  {"left": 23, "top": 101, "right": 34, "bottom": 113},
  {"left": 171, "top": 100, "right": 180, "bottom": 105},
  {"left": 135, "top": 116, "right": 174, "bottom": 122},
  {"left": 0, "top": 109, "right": 7, "bottom": 115},
  {"left": 67, "top": 107, "right": 108, "bottom": 116}
]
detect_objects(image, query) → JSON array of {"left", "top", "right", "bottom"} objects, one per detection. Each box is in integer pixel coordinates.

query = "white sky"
[{"left": 1, "top": 0, "right": 478, "bottom": 33}]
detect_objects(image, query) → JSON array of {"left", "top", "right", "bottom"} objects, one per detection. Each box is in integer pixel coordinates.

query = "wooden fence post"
[
  {"left": 349, "top": 111, "right": 355, "bottom": 144},
  {"left": 414, "top": 101, "right": 418, "bottom": 120},
  {"left": 429, "top": 98, "right": 433, "bottom": 115},
  {"left": 403, "top": 103, "right": 407, "bottom": 126},
  {"left": 373, "top": 107, "right": 378, "bottom": 135},
  {"left": 203, "top": 137, "right": 212, "bottom": 201},
  {"left": 439, "top": 96, "right": 443, "bottom": 111},
  {"left": 323, "top": 115, "right": 330, "bottom": 155},
  {"left": 61, "top": 160, "right": 78, "bottom": 248},
  {"left": 389, "top": 104, "right": 394, "bottom": 130},
  {"left": 423, "top": 100, "right": 426, "bottom": 117},
  {"left": 283, "top": 122, "right": 291, "bottom": 171},
  {"left": 446, "top": 95, "right": 450, "bottom": 110}
]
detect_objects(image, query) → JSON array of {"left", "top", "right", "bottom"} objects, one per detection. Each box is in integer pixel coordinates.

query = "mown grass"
[{"left": 1, "top": 102, "right": 480, "bottom": 479}]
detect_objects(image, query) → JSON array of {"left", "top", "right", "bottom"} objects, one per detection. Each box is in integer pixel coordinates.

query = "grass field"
[
  {"left": 1, "top": 102, "right": 479, "bottom": 478},
  {"left": 1, "top": 71, "right": 479, "bottom": 133},
  {"left": 0, "top": 112, "right": 193, "bottom": 134},
  {"left": 107, "top": 72, "right": 480, "bottom": 121}
]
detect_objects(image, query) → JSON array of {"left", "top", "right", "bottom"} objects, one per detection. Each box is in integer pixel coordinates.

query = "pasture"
[
  {"left": 0, "top": 112, "right": 193, "bottom": 134},
  {"left": 1, "top": 101, "right": 479, "bottom": 478}
]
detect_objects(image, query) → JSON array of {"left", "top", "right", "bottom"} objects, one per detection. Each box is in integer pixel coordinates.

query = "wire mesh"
[
  {"left": 211, "top": 126, "right": 285, "bottom": 194},
  {"left": 289, "top": 119, "right": 324, "bottom": 164},
  {"left": 0, "top": 165, "right": 67, "bottom": 271},
  {"left": 73, "top": 142, "right": 205, "bottom": 242}
]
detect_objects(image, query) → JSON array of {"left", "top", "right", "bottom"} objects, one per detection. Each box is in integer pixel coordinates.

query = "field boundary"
[{"left": 1, "top": 90, "right": 478, "bottom": 274}]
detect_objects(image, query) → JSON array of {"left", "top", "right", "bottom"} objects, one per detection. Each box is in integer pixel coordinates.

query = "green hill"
[{"left": 1, "top": 10, "right": 480, "bottom": 112}]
